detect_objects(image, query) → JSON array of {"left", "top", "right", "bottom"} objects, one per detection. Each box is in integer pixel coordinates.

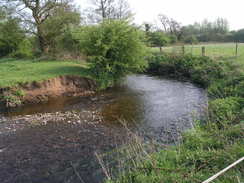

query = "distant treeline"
[
  {"left": 144, "top": 16, "right": 244, "bottom": 49},
  {"left": 1, "top": 0, "right": 244, "bottom": 59},
  {"left": 181, "top": 19, "right": 244, "bottom": 43}
]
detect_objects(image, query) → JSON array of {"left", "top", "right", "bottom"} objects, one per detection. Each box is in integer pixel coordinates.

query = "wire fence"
[{"left": 153, "top": 43, "right": 244, "bottom": 61}]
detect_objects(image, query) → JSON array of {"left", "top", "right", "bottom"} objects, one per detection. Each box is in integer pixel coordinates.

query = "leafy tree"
[
  {"left": 74, "top": 20, "right": 147, "bottom": 88},
  {"left": 11, "top": 38, "right": 34, "bottom": 58},
  {"left": 4, "top": 0, "right": 79, "bottom": 54},
  {"left": 149, "top": 31, "right": 169, "bottom": 51},
  {"left": 181, "top": 18, "right": 229, "bottom": 42},
  {"left": 0, "top": 16, "right": 25, "bottom": 57},
  {"left": 41, "top": 6, "right": 81, "bottom": 54},
  {"left": 232, "top": 29, "right": 244, "bottom": 42}
]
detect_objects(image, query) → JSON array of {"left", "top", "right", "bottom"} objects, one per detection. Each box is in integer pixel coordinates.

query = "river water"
[{"left": 0, "top": 75, "right": 207, "bottom": 183}]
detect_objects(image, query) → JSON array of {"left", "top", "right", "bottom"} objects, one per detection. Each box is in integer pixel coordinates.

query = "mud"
[{"left": 0, "top": 75, "right": 97, "bottom": 108}]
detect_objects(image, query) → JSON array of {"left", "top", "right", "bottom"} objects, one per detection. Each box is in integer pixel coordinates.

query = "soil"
[{"left": 0, "top": 75, "right": 97, "bottom": 108}]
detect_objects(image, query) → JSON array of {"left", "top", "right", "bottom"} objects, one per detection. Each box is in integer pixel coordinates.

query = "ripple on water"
[{"left": 0, "top": 74, "right": 208, "bottom": 183}]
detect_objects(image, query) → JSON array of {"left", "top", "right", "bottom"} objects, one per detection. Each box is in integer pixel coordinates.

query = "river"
[{"left": 0, "top": 75, "right": 207, "bottom": 183}]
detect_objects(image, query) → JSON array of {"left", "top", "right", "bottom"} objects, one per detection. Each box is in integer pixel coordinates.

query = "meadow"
[
  {"left": 0, "top": 59, "right": 88, "bottom": 88},
  {"left": 152, "top": 43, "right": 244, "bottom": 64}
]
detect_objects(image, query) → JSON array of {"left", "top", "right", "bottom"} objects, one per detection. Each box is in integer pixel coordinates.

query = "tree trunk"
[
  {"left": 101, "top": 0, "right": 106, "bottom": 19},
  {"left": 37, "top": 25, "right": 48, "bottom": 54}
]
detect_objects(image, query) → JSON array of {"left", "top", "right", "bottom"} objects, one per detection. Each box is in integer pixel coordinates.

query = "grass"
[
  {"left": 108, "top": 53, "right": 244, "bottom": 183},
  {"left": 0, "top": 58, "right": 89, "bottom": 88},
  {"left": 151, "top": 42, "right": 244, "bottom": 63}
]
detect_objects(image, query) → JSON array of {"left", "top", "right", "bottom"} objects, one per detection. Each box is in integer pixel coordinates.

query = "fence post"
[
  {"left": 160, "top": 46, "right": 162, "bottom": 52},
  {"left": 235, "top": 42, "right": 238, "bottom": 58},
  {"left": 182, "top": 45, "right": 185, "bottom": 55},
  {"left": 191, "top": 43, "right": 193, "bottom": 55},
  {"left": 202, "top": 46, "right": 205, "bottom": 56}
]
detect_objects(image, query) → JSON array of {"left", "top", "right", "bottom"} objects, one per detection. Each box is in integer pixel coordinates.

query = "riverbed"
[{"left": 0, "top": 75, "right": 207, "bottom": 183}]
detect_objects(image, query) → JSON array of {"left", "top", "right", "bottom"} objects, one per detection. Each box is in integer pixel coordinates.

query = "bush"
[
  {"left": 11, "top": 39, "right": 34, "bottom": 58},
  {"left": 0, "top": 18, "right": 25, "bottom": 57},
  {"left": 75, "top": 20, "right": 148, "bottom": 88},
  {"left": 209, "top": 97, "right": 240, "bottom": 128},
  {"left": 184, "top": 35, "right": 198, "bottom": 44},
  {"left": 147, "top": 54, "right": 223, "bottom": 87}
]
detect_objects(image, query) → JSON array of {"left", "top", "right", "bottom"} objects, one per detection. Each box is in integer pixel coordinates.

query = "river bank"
[
  {"left": 0, "top": 74, "right": 208, "bottom": 183},
  {"left": 108, "top": 54, "right": 244, "bottom": 183},
  {"left": 0, "top": 75, "right": 96, "bottom": 108},
  {"left": 0, "top": 59, "right": 97, "bottom": 109}
]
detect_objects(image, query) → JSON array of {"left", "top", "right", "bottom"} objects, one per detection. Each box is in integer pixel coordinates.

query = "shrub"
[
  {"left": 11, "top": 39, "right": 34, "bottom": 58},
  {"left": 0, "top": 18, "right": 25, "bottom": 57},
  {"left": 75, "top": 20, "right": 148, "bottom": 88},
  {"left": 208, "top": 97, "right": 240, "bottom": 128},
  {"left": 147, "top": 54, "right": 223, "bottom": 87},
  {"left": 184, "top": 35, "right": 199, "bottom": 44}
]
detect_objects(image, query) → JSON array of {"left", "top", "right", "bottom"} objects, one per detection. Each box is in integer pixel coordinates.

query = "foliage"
[
  {"left": 209, "top": 97, "right": 240, "bottom": 128},
  {"left": 232, "top": 29, "right": 244, "bottom": 42},
  {"left": 148, "top": 31, "right": 169, "bottom": 48},
  {"left": 147, "top": 54, "right": 223, "bottom": 87},
  {"left": 41, "top": 6, "right": 81, "bottom": 55},
  {"left": 3, "top": 0, "right": 80, "bottom": 54},
  {"left": 10, "top": 38, "right": 34, "bottom": 58},
  {"left": 0, "top": 18, "right": 25, "bottom": 57},
  {"left": 184, "top": 35, "right": 198, "bottom": 44},
  {"left": 181, "top": 18, "right": 229, "bottom": 42},
  {"left": 75, "top": 20, "right": 148, "bottom": 88},
  {"left": 108, "top": 54, "right": 244, "bottom": 183}
]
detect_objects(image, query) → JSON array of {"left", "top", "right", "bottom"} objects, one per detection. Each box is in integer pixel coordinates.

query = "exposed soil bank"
[{"left": 0, "top": 75, "right": 97, "bottom": 108}]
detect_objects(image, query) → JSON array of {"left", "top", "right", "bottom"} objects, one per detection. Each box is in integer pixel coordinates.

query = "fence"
[{"left": 156, "top": 43, "right": 244, "bottom": 61}]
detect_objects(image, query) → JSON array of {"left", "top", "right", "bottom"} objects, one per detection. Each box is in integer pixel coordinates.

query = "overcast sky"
[{"left": 76, "top": 0, "right": 244, "bottom": 30}]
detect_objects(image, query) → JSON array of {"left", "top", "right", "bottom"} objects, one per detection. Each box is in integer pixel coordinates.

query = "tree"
[
  {"left": 83, "top": 0, "right": 133, "bottom": 23},
  {"left": 213, "top": 18, "right": 229, "bottom": 34},
  {"left": 0, "top": 7, "right": 25, "bottom": 57},
  {"left": 158, "top": 14, "right": 170, "bottom": 32},
  {"left": 233, "top": 29, "right": 244, "bottom": 42},
  {"left": 3, "top": 0, "right": 79, "bottom": 54},
  {"left": 74, "top": 20, "right": 147, "bottom": 88},
  {"left": 157, "top": 14, "right": 182, "bottom": 40},
  {"left": 40, "top": 5, "right": 81, "bottom": 53},
  {"left": 149, "top": 31, "right": 169, "bottom": 51}
]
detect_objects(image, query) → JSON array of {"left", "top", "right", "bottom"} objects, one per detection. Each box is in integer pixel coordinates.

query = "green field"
[
  {"left": 152, "top": 43, "right": 244, "bottom": 63},
  {"left": 0, "top": 59, "right": 89, "bottom": 88}
]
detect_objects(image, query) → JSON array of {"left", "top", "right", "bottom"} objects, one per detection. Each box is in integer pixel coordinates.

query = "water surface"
[{"left": 0, "top": 75, "right": 208, "bottom": 183}]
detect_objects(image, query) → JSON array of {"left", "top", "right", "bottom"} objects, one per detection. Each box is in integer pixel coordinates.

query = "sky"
[{"left": 76, "top": 0, "right": 244, "bottom": 30}]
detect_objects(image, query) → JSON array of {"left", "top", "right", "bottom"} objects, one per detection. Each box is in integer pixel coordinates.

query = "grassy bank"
[
  {"left": 0, "top": 59, "right": 89, "bottom": 88},
  {"left": 108, "top": 54, "right": 244, "bottom": 183}
]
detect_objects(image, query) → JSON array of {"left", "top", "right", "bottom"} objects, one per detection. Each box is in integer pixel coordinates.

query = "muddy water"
[{"left": 0, "top": 75, "right": 207, "bottom": 183}]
